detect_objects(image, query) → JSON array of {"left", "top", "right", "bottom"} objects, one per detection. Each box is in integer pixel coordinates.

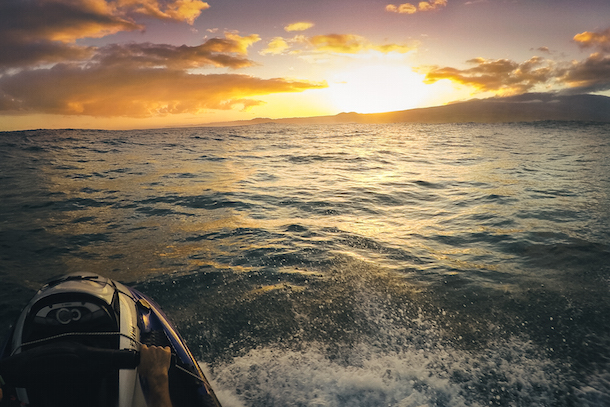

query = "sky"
[{"left": 1, "top": 0, "right": 610, "bottom": 130}]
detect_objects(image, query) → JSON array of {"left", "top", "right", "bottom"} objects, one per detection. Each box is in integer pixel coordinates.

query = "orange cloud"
[
  {"left": 573, "top": 28, "right": 610, "bottom": 53},
  {"left": 0, "top": 42, "right": 95, "bottom": 71},
  {"left": 308, "top": 34, "right": 413, "bottom": 54},
  {"left": 112, "top": 0, "right": 209, "bottom": 24},
  {"left": 0, "top": 0, "right": 212, "bottom": 71},
  {"left": 1, "top": 32, "right": 258, "bottom": 72},
  {"left": 0, "top": 0, "right": 141, "bottom": 45},
  {"left": 385, "top": 4, "right": 417, "bottom": 14},
  {"left": 424, "top": 56, "right": 555, "bottom": 95},
  {"left": 309, "top": 34, "right": 368, "bottom": 53},
  {"left": 284, "top": 22, "right": 314, "bottom": 32},
  {"left": 386, "top": 0, "right": 447, "bottom": 14},
  {"left": 0, "top": 65, "right": 326, "bottom": 117},
  {"left": 562, "top": 27, "right": 610, "bottom": 92},
  {"left": 558, "top": 52, "right": 610, "bottom": 93},
  {"left": 93, "top": 38, "right": 258, "bottom": 70},
  {"left": 260, "top": 37, "right": 291, "bottom": 55},
  {"left": 0, "top": 0, "right": 334, "bottom": 122},
  {"left": 257, "top": 34, "right": 414, "bottom": 56},
  {"left": 422, "top": 27, "right": 610, "bottom": 96},
  {"left": 1, "top": 0, "right": 208, "bottom": 45},
  {"left": 222, "top": 32, "right": 261, "bottom": 54}
]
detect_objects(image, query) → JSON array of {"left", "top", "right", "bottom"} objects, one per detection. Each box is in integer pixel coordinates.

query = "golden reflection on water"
[
  {"left": 15, "top": 124, "right": 600, "bottom": 295},
  {"left": 29, "top": 138, "right": 261, "bottom": 283}
]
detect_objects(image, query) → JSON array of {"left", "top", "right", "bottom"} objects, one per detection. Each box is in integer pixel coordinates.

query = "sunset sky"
[{"left": 1, "top": 0, "right": 610, "bottom": 130}]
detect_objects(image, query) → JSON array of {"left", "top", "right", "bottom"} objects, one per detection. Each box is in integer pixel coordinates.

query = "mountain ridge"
[{"left": 203, "top": 93, "right": 610, "bottom": 127}]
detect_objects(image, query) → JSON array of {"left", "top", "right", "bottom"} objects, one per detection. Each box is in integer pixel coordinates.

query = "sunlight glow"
[{"left": 327, "top": 65, "right": 433, "bottom": 113}]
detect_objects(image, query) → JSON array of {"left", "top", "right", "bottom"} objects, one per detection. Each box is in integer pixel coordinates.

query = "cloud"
[
  {"left": 308, "top": 34, "right": 413, "bottom": 54},
  {"left": 284, "top": 22, "right": 314, "bottom": 32},
  {"left": 0, "top": 0, "right": 332, "bottom": 121},
  {"left": 386, "top": 0, "right": 447, "bottom": 14},
  {"left": 222, "top": 32, "right": 261, "bottom": 54},
  {"left": 260, "top": 37, "right": 291, "bottom": 55},
  {"left": 92, "top": 37, "right": 258, "bottom": 70},
  {"left": 424, "top": 56, "right": 555, "bottom": 95},
  {"left": 0, "top": 0, "right": 209, "bottom": 44},
  {"left": 309, "top": 34, "right": 368, "bottom": 53},
  {"left": 573, "top": 28, "right": 610, "bottom": 53},
  {"left": 1, "top": 32, "right": 259, "bottom": 73},
  {"left": 125, "top": 0, "right": 210, "bottom": 24},
  {"left": 558, "top": 52, "right": 610, "bottom": 93},
  {"left": 0, "top": 0, "right": 212, "bottom": 71},
  {"left": 256, "top": 34, "right": 415, "bottom": 56},
  {"left": 421, "top": 27, "right": 610, "bottom": 96},
  {"left": 0, "top": 64, "right": 326, "bottom": 117},
  {"left": 0, "top": 42, "right": 95, "bottom": 71},
  {"left": 0, "top": 0, "right": 142, "bottom": 45},
  {"left": 418, "top": 0, "right": 447, "bottom": 11},
  {"left": 386, "top": 4, "right": 417, "bottom": 14},
  {"left": 562, "top": 28, "right": 610, "bottom": 92}
]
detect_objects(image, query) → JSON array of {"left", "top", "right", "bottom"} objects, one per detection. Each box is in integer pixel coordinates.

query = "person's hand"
[
  {"left": 139, "top": 345, "right": 172, "bottom": 381},
  {"left": 139, "top": 345, "right": 173, "bottom": 407}
]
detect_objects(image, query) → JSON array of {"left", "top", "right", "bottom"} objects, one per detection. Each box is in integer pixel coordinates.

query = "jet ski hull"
[{"left": 0, "top": 273, "right": 221, "bottom": 407}]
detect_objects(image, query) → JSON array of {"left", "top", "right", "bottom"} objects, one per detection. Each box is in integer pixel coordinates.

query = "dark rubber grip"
[{"left": 0, "top": 342, "right": 140, "bottom": 387}]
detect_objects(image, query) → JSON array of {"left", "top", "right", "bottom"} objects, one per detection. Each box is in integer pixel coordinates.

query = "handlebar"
[{"left": 0, "top": 342, "right": 140, "bottom": 387}]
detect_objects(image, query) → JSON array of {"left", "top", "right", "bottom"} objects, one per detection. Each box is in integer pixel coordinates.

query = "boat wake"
[{"left": 206, "top": 317, "right": 567, "bottom": 407}]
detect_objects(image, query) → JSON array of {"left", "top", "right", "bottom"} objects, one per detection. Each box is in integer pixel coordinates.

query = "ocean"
[{"left": 1, "top": 122, "right": 609, "bottom": 406}]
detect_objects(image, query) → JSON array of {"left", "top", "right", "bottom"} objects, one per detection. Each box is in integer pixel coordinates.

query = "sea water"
[{"left": 1, "top": 122, "right": 609, "bottom": 406}]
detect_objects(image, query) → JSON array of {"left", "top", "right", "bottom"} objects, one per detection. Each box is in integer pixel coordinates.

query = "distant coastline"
[
  {"left": 203, "top": 93, "right": 610, "bottom": 127},
  {"left": 2, "top": 93, "right": 609, "bottom": 133}
]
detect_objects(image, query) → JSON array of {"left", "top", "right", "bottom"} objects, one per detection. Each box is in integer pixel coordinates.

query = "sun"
[{"left": 327, "top": 64, "right": 433, "bottom": 114}]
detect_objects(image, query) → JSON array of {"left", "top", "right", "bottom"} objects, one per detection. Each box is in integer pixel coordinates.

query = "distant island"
[{"left": 205, "top": 93, "right": 610, "bottom": 127}]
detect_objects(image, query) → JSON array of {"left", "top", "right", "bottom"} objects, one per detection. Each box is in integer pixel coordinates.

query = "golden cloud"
[
  {"left": 308, "top": 34, "right": 413, "bottom": 54},
  {"left": 424, "top": 56, "right": 555, "bottom": 95},
  {"left": 0, "top": 65, "right": 327, "bottom": 117},
  {"left": 309, "top": 34, "right": 368, "bottom": 53},
  {"left": 1, "top": 0, "right": 209, "bottom": 45},
  {"left": 112, "top": 0, "right": 209, "bottom": 24},
  {"left": 260, "top": 37, "right": 291, "bottom": 55},
  {"left": 0, "top": 0, "right": 212, "bottom": 70},
  {"left": 284, "top": 22, "right": 314, "bottom": 32},
  {"left": 94, "top": 38, "right": 258, "bottom": 70},
  {"left": 1, "top": 32, "right": 258, "bottom": 72},
  {"left": 156, "top": 0, "right": 210, "bottom": 24},
  {"left": 386, "top": 0, "right": 446, "bottom": 14},
  {"left": 385, "top": 3, "right": 417, "bottom": 13},
  {"left": 0, "top": 0, "right": 142, "bottom": 45},
  {"left": 223, "top": 32, "right": 261, "bottom": 54},
  {"left": 573, "top": 28, "right": 610, "bottom": 53},
  {"left": 558, "top": 52, "right": 610, "bottom": 92},
  {"left": 418, "top": 0, "right": 447, "bottom": 11},
  {"left": 0, "top": 42, "right": 95, "bottom": 71},
  {"left": 422, "top": 27, "right": 610, "bottom": 96}
]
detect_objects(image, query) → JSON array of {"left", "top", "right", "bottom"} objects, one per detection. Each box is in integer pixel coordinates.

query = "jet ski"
[{"left": 0, "top": 273, "right": 222, "bottom": 407}]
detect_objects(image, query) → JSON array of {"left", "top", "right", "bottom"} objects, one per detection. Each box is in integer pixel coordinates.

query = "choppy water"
[{"left": 1, "top": 122, "right": 610, "bottom": 406}]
